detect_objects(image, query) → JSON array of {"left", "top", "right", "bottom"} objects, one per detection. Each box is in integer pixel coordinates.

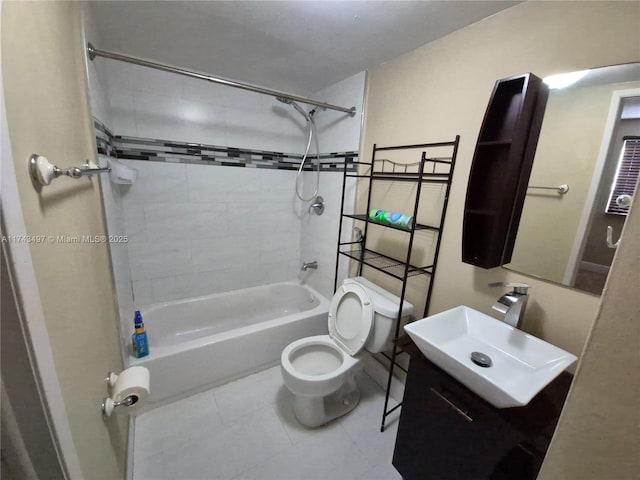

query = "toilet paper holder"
[
  {"left": 102, "top": 395, "right": 138, "bottom": 418},
  {"left": 105, "top": 371, "right": 119, "bottom": 388},
  {"left": 102, "top": 368, "right": 150, "bottom": 418},
  {"left": 103, "top": 371, "right": 136, "bottom": 417}
]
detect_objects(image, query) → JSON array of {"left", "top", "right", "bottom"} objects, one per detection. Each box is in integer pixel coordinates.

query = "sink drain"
[{"left": 470, "top": 351, "right": 493, "bottom": 368}]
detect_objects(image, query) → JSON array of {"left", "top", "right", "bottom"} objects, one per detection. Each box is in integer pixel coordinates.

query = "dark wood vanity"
[{"left": 392, "top": 343, "right": 572, "bottom": 480}]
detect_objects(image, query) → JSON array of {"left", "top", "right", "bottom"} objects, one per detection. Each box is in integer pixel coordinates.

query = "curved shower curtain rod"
[{"left": 87, "top": 43, "right": 357, "bottom": 117}]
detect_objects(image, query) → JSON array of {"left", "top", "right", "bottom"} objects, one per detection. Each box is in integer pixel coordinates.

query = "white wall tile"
[
  {"left": 122, "top": 203, "right": 146, "bottom": 244},
  {"left": 188, "top": 202, "right": 228, "bottom": 239},
  {"left": 128, "top": 240, "right": 192, "bottom": 281},
  {"left": 107, "top": 60, "right": 183, "bottom": 97},
  {"left": 143, "top": 203, "right": 194, "bottom": 241},
  {"left": 225, "top": 105, "right": 299, "bottom": 152},
  {"left": 182, "top": 76, "right": 265, "bottom": 111},
  {"left": 171, "top": 98, "right": 227, "bottom": 146},
  {"left": 97, "top": 58, "right": 364, "bottom": 308},
  {"left": 151, "top": 268, "right": 244, "bottom": 302},
  {"left": 301, "top": 172, "right": 357, "bottom": 298},
  {"left": 191, "top": 236, "right": 261, "bottom": 273},
  {"left": 227, "top": 201, "right": 299, "bottom": 236},
  {"left": 132, "top": 280, "right": 154, "bottom": 307},
  {"left": 133, "top": 91, "right": 192, "bottom": 141},
  {"left": 109, "top": 89, "right": 137, "bottom": 136},
  {"left": 259, "top": 231, "right": 301, "bottom": 264},
  {"left": 121, "top": 160, "right": 188, "bottom": 204},
  {"left": 187, "top": 163, "right": 262, "bottom": 203},
  {"left": 258, "top": 169, "right": 300, "bottom": 203},
  {"left": 150, "top": 273, "right": 200, "bottom": 303}
]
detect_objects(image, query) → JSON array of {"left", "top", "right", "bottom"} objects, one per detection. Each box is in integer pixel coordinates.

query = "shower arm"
[{"left": 87, "top": 43, "right": 356, "bottom": 117}]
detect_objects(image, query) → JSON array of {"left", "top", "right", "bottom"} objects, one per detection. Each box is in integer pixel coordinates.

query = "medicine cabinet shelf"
[
  {"left": 463, "top": 72, "right": 548, "bottom": 268},
  {"left": 334, "top": 136, "right": 460, "bottom": 433}
]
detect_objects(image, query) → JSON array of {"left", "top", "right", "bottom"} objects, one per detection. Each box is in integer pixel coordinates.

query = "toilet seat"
[{"left": 328, "top": 283, "right": 374, "bottom": 356}]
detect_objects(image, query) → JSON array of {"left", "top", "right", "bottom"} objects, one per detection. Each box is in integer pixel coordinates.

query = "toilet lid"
[{"left": 328, "top": 283, "right": 374, "bottom": 356}]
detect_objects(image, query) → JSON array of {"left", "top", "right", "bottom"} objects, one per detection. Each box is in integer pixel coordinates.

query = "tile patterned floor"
[{"left": 133, "top": 366, "right": 403, "bottom": 480}]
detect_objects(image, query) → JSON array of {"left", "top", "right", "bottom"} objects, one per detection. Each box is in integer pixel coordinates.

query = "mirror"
[{"left": 505, "top": 63, "right": 640, "bottom": 295}]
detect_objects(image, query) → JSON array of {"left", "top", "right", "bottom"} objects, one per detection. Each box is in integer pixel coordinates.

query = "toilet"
[{"left": 280, "top": 277, "right": 414, "bottom": 427}]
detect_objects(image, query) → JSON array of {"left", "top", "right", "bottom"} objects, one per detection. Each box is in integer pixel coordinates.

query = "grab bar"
[{"left": 528, "top": 184, "right": 569, "bottom": 195}]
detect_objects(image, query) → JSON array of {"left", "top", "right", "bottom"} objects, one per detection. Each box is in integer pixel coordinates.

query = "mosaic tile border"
[
  {"left": 94, "top": 120, "right": 117, "bottom": 158},
  {"left": 93, "top": 118, "right": 357, "bottom": 172}
]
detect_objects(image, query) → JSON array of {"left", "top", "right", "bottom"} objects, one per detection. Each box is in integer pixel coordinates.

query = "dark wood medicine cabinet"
[{"left": 463, "top": 73, "right": 549, "bottom": 268}]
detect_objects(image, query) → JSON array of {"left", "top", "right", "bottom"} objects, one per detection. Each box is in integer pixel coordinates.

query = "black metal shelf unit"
[{"left": 333, "top": 136, "right": 459, "bottom": 432}]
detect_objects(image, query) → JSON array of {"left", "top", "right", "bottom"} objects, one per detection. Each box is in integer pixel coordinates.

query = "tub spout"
[{"left": 302, "top": 261, "right": 318, "bottom": 271}]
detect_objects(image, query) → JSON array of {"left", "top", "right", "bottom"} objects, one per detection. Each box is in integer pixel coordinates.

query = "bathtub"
[{"left": 128, "top": 282, "right": 329, "bottom": 409}]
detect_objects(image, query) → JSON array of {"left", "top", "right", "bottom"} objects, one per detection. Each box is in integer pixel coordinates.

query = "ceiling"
[{"left": 88, "top": 1, "right": 519, "bottom": 95}]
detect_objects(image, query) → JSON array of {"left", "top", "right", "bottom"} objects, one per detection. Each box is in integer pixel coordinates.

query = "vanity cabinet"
[
  {"left": 392, "top": 344, "right": 572, "bottom": 480},
  {"left": 462, "top": 73, "right": 548, "bottom": 268}
]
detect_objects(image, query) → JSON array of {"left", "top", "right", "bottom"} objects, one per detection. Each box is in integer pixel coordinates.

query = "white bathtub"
[{"left": 129, "top": 282, "right": 330, "bottom": 408}]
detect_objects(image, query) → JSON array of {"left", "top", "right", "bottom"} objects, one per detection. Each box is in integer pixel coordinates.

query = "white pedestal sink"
[{"left": 404, "top": 306, "right": 577, "bottom": 408}]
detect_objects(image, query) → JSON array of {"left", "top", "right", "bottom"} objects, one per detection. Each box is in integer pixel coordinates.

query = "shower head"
[{"left": 277, "top": 97, "right": 310, "bottom": 122}]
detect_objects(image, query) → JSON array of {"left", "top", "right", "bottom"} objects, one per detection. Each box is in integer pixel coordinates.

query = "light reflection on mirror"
[{"left": 505, "top": 63, "right": 640, "bottom": 296}]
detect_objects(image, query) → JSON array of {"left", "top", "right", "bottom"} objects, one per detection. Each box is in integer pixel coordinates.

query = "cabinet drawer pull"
[{"left": 430, "top": 387, "right": 473, "bottom": 422}]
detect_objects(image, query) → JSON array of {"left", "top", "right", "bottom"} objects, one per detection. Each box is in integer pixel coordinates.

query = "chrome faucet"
[
  {"left": 489, "top": 282, "right": 529, "bottom": 329},
  {"left": 301, "top": 261, "right": 318, "bottom": 271}
]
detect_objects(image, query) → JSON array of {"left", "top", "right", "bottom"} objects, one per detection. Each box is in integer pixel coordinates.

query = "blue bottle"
[{"left": 132, "top": 310, "right": 149, "bottom": 358}]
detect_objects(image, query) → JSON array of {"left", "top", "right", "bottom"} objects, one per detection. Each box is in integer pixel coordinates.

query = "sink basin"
[{"left": 404, "top": 306, "right": 577, "bottom": 408}]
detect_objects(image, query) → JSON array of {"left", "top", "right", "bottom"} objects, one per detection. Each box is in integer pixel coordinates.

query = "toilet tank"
[{"left": 344, "top": 277, "right": 414, "bottom": 353}]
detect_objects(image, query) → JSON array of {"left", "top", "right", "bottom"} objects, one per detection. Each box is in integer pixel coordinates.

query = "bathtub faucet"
[{"left": 301, "top": 261, "right": 318, "bottom": 271}]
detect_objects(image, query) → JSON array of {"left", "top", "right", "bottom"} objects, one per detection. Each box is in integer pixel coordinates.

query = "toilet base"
[{"left": 293, "top": 376, "right": 360, "bottom": 428}]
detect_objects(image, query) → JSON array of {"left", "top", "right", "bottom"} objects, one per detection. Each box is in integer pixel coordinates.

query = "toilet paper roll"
[{"left": 112, "top": 366, "right": 150, "bottom": 411}]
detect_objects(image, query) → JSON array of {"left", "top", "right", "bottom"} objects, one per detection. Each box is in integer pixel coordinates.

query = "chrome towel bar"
[{"left": 527, "top": 183, "right": 569, "bottom": 195}]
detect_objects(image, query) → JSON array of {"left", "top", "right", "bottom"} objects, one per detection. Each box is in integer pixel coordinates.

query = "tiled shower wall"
[
  {"left": 300, "top": 73, "right": 365, "bottom": 297},
  {"left": 83, "top": 6, "right": 364, "bottom": 347},
  {"left": 119, "top": 160, "right": 304, "bottom": 305}
]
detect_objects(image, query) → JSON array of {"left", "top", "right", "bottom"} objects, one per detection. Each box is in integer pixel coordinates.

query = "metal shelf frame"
[{"left": 333, "top": 136, "right": 460, "bottom": 432}]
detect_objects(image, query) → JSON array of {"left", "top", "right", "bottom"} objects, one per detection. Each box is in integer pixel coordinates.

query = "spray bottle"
[{"left": 132, "top": 310, "right": 149, "bottom": 358}]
